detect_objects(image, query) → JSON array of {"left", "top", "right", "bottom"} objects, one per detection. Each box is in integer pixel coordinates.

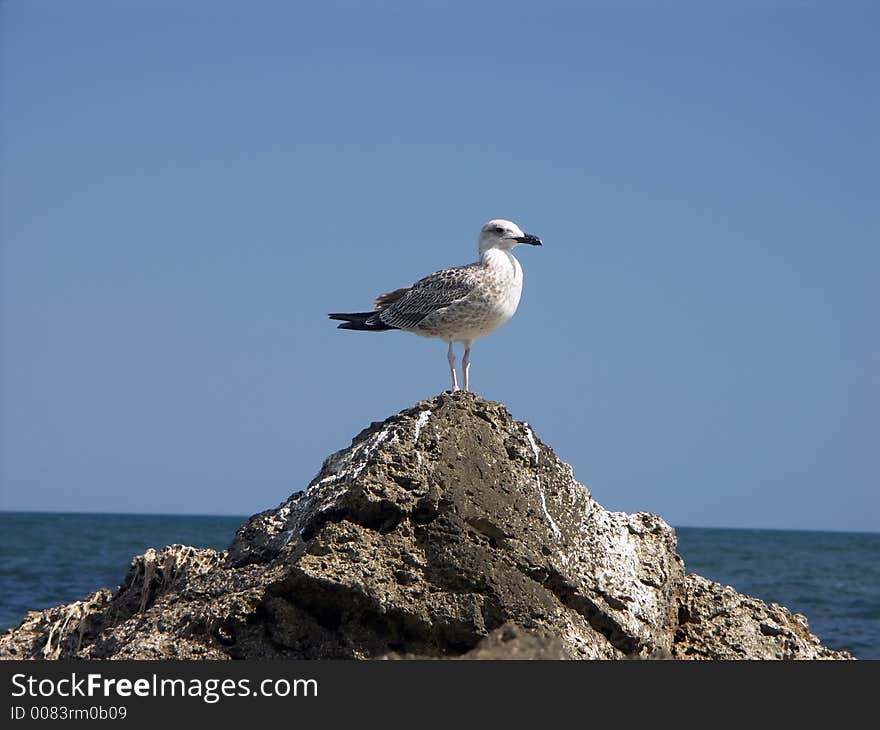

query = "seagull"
[{"left": 329, "top": 218, "right": 542, "bottom": 392}]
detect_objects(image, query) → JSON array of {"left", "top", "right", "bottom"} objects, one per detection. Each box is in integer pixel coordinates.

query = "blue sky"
[{"left": 1, "top": 2, "right": 877, "bottom": 531}]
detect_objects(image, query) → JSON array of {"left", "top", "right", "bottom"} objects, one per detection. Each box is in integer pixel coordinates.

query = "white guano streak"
[
  {"left": 413, "top": 410, "right": 432, "bottom": 442},
  {"left": 523, "top": 423, "right": 540, "bottom": 465},
  {"left": 315, "top": 427, "right": 394, "bottom": 487},
  {"left": 524, "top": 424, "right": 562, "bottom": 540},
  {"left": 538, "top": 479, "right": 562, "bottom": 540}
]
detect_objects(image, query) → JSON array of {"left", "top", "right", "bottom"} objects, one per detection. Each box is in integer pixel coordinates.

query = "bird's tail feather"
[{"left": 328, "top": 311, "right": 397, "bottom": 331}]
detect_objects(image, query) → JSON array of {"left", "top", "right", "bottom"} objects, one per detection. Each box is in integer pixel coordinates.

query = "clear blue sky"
[{"left": 1, "top": 2, "right": 877, "bottom": 532}]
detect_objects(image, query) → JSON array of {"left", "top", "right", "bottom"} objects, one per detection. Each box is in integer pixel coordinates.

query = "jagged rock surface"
[
  {"left": 0, "top": 393, "right": 852, "bottom": 660},
  {"left": 672, "top": 574, "right": 847, "bottom": 660}
]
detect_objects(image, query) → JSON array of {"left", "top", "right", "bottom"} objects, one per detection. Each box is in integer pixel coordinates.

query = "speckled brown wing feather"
[
  {"left": 373, "top": 287, "right": 411, "bottom": 310},
  {"left": 371, "top": 265, "right": 477, "bottom": 330}
]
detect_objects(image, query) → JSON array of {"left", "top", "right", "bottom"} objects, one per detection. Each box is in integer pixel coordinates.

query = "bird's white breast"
[
  {"left": 410, "top": 248, "right": 525, "bottom": 343},
  {"left": 484, "top": 249, "right": 523, "bottom": 321}
]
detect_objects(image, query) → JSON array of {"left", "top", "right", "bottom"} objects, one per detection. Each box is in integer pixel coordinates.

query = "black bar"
[{"left": 0, "top": 659, "right": 876, "bottom": 724}]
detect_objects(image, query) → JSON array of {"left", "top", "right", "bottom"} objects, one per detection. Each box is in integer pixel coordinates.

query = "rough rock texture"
[
  {"left": 0, "top": 393, "right": 852, "bottom": 660},
  {"left": 672, "top": 575, "right": 847, "bottom": 660}
]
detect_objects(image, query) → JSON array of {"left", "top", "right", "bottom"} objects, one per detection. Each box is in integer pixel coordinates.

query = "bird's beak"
[{"left": 514, "top": 233, "right": 542, "bottom": 246}]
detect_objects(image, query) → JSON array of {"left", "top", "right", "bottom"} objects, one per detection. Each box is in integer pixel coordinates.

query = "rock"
[
  {"left": 379, "top": 622, "right": 568, "bottom": 660},
  {"left": 457, "top": 623, "right": 568, "bottom": 660},
  {"left": 672, "top": 574, "right": 848, "bottom": 660},
  {"left": 0, "top": 393, "right": 853, "bottom": 660}
]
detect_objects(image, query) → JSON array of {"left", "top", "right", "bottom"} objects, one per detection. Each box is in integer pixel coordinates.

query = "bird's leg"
[
  {"left": 462, "top": 344, "right": 471, "bottom": 392},
  {"left": 447, "top": 342, "right": 459, "bottom": 392}
]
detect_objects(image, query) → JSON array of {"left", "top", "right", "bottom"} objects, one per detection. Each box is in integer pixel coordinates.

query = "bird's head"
[{"left": 478, "top": 219, "right": 542, "bottom": 255}]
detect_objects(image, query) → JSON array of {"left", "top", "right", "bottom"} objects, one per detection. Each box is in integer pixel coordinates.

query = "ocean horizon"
[{"left": 2, "top": 511, "right": 878, "bottom": 659}]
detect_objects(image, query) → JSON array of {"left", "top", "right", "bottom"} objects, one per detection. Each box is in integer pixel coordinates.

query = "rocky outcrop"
[
  {"left": 0, "top": 393, "right": 852, "bottom": 660},
  {"left": 672, "top": 574, "right": 846, "bottom": 659}
]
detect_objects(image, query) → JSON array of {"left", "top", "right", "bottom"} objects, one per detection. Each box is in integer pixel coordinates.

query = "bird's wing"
[
  {"left": 373, "top": 265, "right": 477, "bottom": 330},
  {"left": 373, "top": 287, "right": 411, "bottom": 310}
]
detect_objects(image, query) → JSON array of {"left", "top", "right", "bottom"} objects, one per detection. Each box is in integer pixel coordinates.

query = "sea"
[{"left": 1, "top": 512, "right": 877, "bottom": 659}]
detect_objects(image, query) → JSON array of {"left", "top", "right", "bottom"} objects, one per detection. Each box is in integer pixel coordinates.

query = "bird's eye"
[{"left": 494, "top": 226, "right": 505, "bottom": 234}]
